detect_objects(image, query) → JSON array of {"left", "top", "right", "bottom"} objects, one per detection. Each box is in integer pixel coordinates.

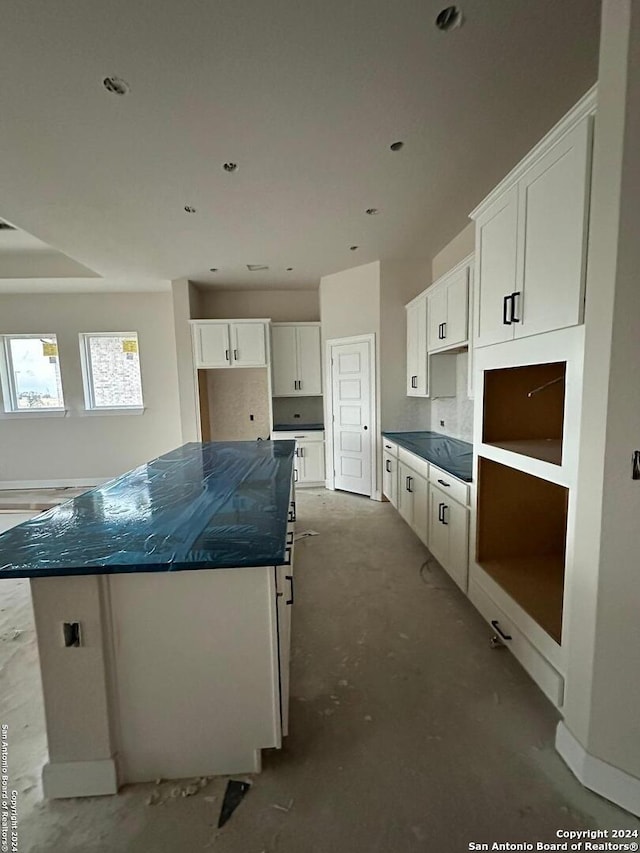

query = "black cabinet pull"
[
  {"left": 491, "top": 620, "right": 512, "bottom": 641},
  {"left": 442, "top": 321, "right": 446, "bottom": 339},
  {"left": 437, "top": 479, "right": 450, "bottom": 488},
  {"left": 288, "top": 500, "right": 296, "bottom": 522},
  {"left": 225, "top": 349, "right": 230, "bottom": 361},
  {"left": 438, "top": 502, "right": 444, "bottom": 523},
  {"left": 298, "top": 379, "right": 302, "bottom": 390},
  {"left": 385, "top": 459, "right": 392, "bottom": 473},
  {"left": 442, "top": 504, "right": 449, "bottom": 525},
  {"left": 411, "top": 375, "right": 417, "bottom": 389},
  {"left": 406, "top": 476, "right": 413, "bottom": 493},
  {"left": 286, "top": 530, "right": 294, "bottom": 546},
  {"left": 299, "top": 446, "right": 304, "bottom": 457},
  {"left": 511, "top": 291, "right": 521, "bottom": 323},
  {"left": 503, "top": 295, "right": 512, "bottom": 325},
  {"left": 286, "top": 574, "right": 294, "bottom": 605},
  {"left": 233, "top": 349, "right": 238, "bottom": 360},
  {"left": 284, "top": 547, "right": 292, "bottom": 566}
]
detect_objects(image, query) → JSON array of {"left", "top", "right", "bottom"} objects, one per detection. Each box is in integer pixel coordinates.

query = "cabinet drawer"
[
  {"left": 271, "top": 430, "right": 324, "bottom": 443},
  {"left": 382, "top": 439, "right": 399, "bottom": 458},
  {"left": 428, "top": 465, "right": 469, "bottom": 506},
  {"left": 468, "top": 577, "right": 564, "bottom": 708},
  {"left": 398, "top": 447, "right": 429, "bottom": 481}
]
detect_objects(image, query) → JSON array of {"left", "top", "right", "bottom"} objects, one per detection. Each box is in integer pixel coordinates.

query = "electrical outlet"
[
  {"left": 62, "top": 622, "right": 82, "bottom": 647},
  {"left": 440, "top": 419, "right": 445, "bottom": 428},
  {"left": 294, "top": 413, "right": 300, "bottom": 418},
  {"left": 249, "top": 414, "right": 254, "bottom": 421}
]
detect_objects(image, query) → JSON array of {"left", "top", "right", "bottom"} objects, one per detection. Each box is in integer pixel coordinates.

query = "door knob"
[{"left": 363, "top": 425, "right": 368, "bottom": 430}]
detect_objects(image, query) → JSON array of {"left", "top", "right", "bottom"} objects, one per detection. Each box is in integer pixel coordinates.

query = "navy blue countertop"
[
  {"left": 0, "top": 442, "right": 295, "bottom": 579},
  {"left": 382, "top": 431, "right": 473, "bottom": 483},
  {"left": 273, "top": 423, "right": 324, "bottom": 432}
]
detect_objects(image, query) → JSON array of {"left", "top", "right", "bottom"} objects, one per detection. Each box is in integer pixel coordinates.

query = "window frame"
[
  {"left": 0, "top": 333, "right": 66, "bottom": 414},
  {"left": 79, "top": 331, "right": 145, "bottom": 412}
]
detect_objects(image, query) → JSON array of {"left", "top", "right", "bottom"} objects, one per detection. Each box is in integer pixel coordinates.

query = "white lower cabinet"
[
  {"left": 275, "top": 520, "right": 295, "bottom": 736},
  {"left": 427, "top": 484, "right": 469, "bottom": 592},
  {"left": 271, "top": 431, "right": 325, "bottom": 487},
  {"left": 383, "top": 451, "right": 398, "bottom": 508},
  {"left": 398, "top": 461, "right": 428, "bottom": 546}
]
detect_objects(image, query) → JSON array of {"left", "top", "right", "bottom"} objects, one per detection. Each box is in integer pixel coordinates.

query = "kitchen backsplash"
[
  {"left": 272, "top": 395, "right": 324, "bottom": 425},
  {"left": 429, "top": 351, "right": 474, "bottom": 442}
]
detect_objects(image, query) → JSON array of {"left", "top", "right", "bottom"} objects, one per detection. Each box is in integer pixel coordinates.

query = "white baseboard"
[
  {"left": 556, "top": 722, "right": 640, "bottom": 817},
  {"left": 0, "top": 478, "right": 106, "bottom": 490},
  {"left": 42, "top": 758, "right": 118, "bottom": 799}
]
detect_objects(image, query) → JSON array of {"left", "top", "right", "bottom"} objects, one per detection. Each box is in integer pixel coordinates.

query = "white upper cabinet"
[
  {"left": 192, "top": 321, "right": 268, "bottom": 368},
  {"left": 471, "top": 89, "right": 595, "bottom": 349},
  {"left": 271, "top": 323, "right": 321, "bottom": 396},
  {"left": 427, "top": 262, "right": 470, "bottom": 352},
  {"left": 406, "top": 296, "right": 427, "bottom": 396}
]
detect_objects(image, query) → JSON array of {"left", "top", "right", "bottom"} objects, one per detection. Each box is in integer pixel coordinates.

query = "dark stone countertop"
[
  {"left": 273, "top": 423, "right": 324, "bottom": 432},
  {"left": 382, "top": 431, "right": 473, "bottom": 483},
  {"left": 0, "top": 441, "right": 295, "bottom": 579}
]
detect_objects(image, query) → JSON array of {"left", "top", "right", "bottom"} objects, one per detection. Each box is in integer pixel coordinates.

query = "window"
[
  {"left": 0, "top": 334, "right": 65, "bottom": 412},
  {"left": 80, "top": 333, "right": 144, "bottom": 410}
]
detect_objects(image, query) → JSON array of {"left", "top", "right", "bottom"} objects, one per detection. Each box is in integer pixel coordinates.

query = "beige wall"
[
  {"left": 431, "top": 222, "right": 475, "bottom": 281},
  {"left": 205, "top": 368, "right": 271, "bottom": 441},
  {"left": 171, "top": 279, "right": 201, "bottom": 443},
  {"left": 0, "top": 292, "right": 182, "bottom": 485},
  {"left": 197, "top": 288, "right": 319, "bottom": 322}
]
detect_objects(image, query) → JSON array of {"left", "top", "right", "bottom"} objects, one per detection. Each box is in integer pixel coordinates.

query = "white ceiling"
[{"left": 0, "top": 0, "right": 600, "bottom": 292}]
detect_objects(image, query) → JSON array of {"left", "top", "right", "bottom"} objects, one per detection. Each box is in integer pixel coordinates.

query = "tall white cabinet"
[{"left": 271, "top": 323, "right": 322, "bottom": 396}]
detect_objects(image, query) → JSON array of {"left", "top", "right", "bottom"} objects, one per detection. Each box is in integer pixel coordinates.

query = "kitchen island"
[{"left": 0, "top": 441, "right": 296, "bottom": 798}]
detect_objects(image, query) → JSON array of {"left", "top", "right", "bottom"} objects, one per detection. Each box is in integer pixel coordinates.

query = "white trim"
[
  {"left": 556, "top": 723, "right": 640, "bottom": 818},
  {"left": 270, "top": 321, "right": 321, "bottom": 327},
  {"left": 79, "top": 331, "right": 144, "bottom": 411},
  {"left": 42, "top": 758, "right": 118, "bottom": 799},
  {"left": 0, "top": 333, "right": 66, "bottom": 413},
  {"left": 324, "top": 333, "right": 377, "bottom": 500},
  {"left": 0, "top": 408, "right": 68, "bottom": 419},
  {"left": 188, "top": 318, "right": 271, "bottom": 325},
  {"left": 470, "top": 85, "right": 597, "bottom": 220},
  {"left": 0, "top": 478, "right": 106, "bottom": 490},
  {"left": 76, "top": 407, "right": 145, "bottom": 417}
]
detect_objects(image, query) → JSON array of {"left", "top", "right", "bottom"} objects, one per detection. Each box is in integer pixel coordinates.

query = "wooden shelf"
[
  {"left": 478, "top": 556, "right": 564, "bottom": 644},
  {"left": 483, "top": 439, "right": 562, "bottom": 466}
]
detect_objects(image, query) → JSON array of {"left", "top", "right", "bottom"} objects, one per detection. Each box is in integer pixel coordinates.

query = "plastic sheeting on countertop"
[
  {"left": 0, "top": 441, "right": 295, "bottom": 579},
  {"left": 382, "top": 431, "right": 473, "bottom": 482}
]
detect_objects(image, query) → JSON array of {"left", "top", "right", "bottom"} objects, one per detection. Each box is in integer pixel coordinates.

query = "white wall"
[
  {"left": 0, "top": 292, "right": 182, "bottom": 485},
  {"left": 197, "top": 288, "right": 319, "bottom": 322},
  {"left": 171, "top": 279, "right": 201, "bottom": 443}
]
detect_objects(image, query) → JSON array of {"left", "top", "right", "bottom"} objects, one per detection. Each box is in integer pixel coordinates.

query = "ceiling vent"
[
  {"left": 247, "top": 264, "right": 269, "bottom": 271},
  {"left": 0, "top": 220, "right": 16, "bottom": 231}
]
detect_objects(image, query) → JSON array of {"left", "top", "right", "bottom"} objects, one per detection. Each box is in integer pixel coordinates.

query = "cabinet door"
[
  {"left": 397, "top": 462, "right": 414, "bottom": 526},
  {"left": 475, "top": 185, "right": 518, "bottom": 348},
  {"left": 194, "top": 323, "right": 230, "bottom": 368},
  {"left": 428, "top": 485, "right": 449, "bottom": 568},
  {"left": 296, "top": 326, "right": 322, "bottom": 395},
  {"left": 382, "top": 452, "right": 398, "bottom": 507},
  {"left": 427, "top": 286, "right": 447, "bottom": 351},
  {"left": 411, "top": 473, "right": 429, "bottom": 546},
  {"left": 446, "top": 498, "right": 469, "bottom": 592},
  {"left": 232, "top": 323, "right": 267, "bottom": 367},
  {"left": 406, "top": 299, "right": 427, "bottom": 396},
  {"left": 515, "top": 118, "right": 591, "bottom": 339},
  {"left": 275, "top": 561, "right": 293, "bottom": 736},
  {"left": 444, "top": 266, "right": 469, "bottom": 347},
  {"left": 298, "top": 440, "right": 324, "bottom": 484},
  {"left": 271, "top": 326, "right": 298, "bottom": 395}
]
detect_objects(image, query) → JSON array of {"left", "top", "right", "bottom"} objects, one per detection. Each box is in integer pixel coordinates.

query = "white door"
[
  {"left": 475, "top": 185, "right": 519, "bottom": 348},
  {"left": 427, "top": 286, "right": 447, "bottom": 351},
  {"left": 195, "top": 323, "right": 231, "bottom": 368},
  {"left": 445, "top": 267, "right": 469, "bottom": 347},
  {"left": 271, "top": 326, "right": 298, "bottom": 395},
  {"left": 296, "top": 326, "right": 322, "bottom": 395},
  {"left": 330, "top": 339, "right": 373, "bottom": 496},
  {"left": 232, "top": 323, "right": 267, "bottom": 367},
  {"left": 515, "top": 118, "right": 591, "bottom": 339}
]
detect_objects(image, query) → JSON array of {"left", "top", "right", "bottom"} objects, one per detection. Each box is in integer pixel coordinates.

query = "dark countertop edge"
[
  {"left": 272, "top": 424, "right": 325, "bottom": 432},
  {"left": 382, "top": 431, "right": 473, "bottom": 483},
  {"left": 2, "top": 556, "right": 290, "bottom": 581}
]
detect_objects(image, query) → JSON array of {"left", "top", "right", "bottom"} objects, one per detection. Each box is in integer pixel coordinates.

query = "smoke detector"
[
  {"left": 102, "top": 76, "right": 131, "bottom": 96},
  {"left": 247, "top": 264, "right": 269, "bottom": 271}
]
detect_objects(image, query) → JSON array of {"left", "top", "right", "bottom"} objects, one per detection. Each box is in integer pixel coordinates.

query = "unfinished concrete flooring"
[{"left": 5, "top": 489, "right": 639, "bottom": 851}]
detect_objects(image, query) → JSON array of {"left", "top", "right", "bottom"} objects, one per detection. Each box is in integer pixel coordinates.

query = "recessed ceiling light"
[
  {"left": 365, "top": 208, "right": 379, "bottom": 216},
  {"left": 102, "top": 76, "right": 131, "bottom": 96},
  {"left": 349, "top": 246, "right": 359, "bottom": 251},
  {"left": 223, "top": 162, "right": 238, "bottom": 173},
  {"left": 184, "top": 205, "right": 197, "bottom": 213},
  {"left": 209, "top": 268, "right": 218, "bottom": 272},
  {"left": 286, "top": 267, "right": 293, "bottom": 271},
  {"left": 435, "top": 6, "right": 463, "bottom": 31},
  {"left": 247, "top": 264, "right": 269, "bottom": 271},
  {"left": 390, "top": 141, "right": 404, "bottom": 152}
]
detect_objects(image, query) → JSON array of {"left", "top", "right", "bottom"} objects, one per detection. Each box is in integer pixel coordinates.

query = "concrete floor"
[{"left": 3, "top": 489, "right": 639, "bottom": 852}]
